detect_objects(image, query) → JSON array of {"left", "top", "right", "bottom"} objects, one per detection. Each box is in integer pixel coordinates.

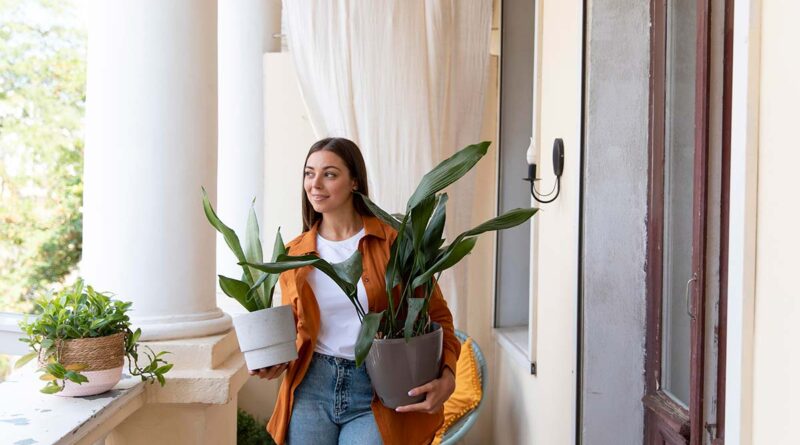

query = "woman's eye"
[
  {"left": 325, "top": 172, "right": 336, "bottom": 178},
  {"left": 304, "top": 171, "right": 313, "bottom": 178}
]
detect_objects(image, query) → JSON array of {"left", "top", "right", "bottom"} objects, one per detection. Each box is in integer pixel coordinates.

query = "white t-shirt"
[{"left": 308, "top": 228, "right": 369, "bottom": 360}]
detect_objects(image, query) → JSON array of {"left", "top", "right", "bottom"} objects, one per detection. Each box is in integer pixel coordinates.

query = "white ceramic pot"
[
  {"left": 232, "top": 305, "right": 298, "bottom": 370},
  {"left": 57, "top": 366, "right": 124, "bottom": 397}
]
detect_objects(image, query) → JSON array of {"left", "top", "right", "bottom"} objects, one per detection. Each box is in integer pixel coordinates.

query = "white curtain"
[{"left": 283, "top": 0, "right": 493, "bottom": 323}]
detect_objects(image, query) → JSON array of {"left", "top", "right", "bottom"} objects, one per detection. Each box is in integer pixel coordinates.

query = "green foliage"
[
  {"left": 0, "top": 0, "right": 86, "bottom": 312},
  {"left": 245, "top": 142, "right": 538, "bottom": 367},
  {"left": 350, "top": 141, "right": 538, "bottom": 366},
  {"left": 202, "top": 189, "right": 287, "bottom": 311},
  {"left": 16, "top": 279, "right": 173, "bottom": 393},
  {"left": 237, "top": 409, "right": 276, "bottom": 445}
]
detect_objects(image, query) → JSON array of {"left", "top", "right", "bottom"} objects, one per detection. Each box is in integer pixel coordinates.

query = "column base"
[
  {"left": 132, "top": 308, "right": 233, "bottom": 341},
  {"left": 106, "top": 330, "right": 248, "bottom": 445}
]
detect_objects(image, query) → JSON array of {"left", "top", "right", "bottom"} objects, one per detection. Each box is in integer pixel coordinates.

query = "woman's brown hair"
[{"left": 302, "top": 137, "right": 373, "bottom": 231}]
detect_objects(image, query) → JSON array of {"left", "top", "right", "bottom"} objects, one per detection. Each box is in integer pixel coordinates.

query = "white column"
[
  {"left": 82, "top": 0, "right": 231, "bottom": 340},
  {"left": 216, "top": 0, "right": 282, "bottom": 313}
]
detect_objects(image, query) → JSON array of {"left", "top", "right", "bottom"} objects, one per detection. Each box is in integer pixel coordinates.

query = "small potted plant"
[
  {"left": 203, "top": 189, "right": 364, "bottom": 372},
  {"left": 15, "top": 280, "right": 172, "bottom": 396},
  {"left": 247, "top": 141, "right": 537, "bottom": 408}
]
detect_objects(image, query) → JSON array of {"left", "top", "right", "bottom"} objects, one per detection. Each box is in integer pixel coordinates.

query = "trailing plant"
[
  {"left": 246, "top": 141, "right": 537, "bottom": 366},
  {"left": 15, "top": 280, "right": 173, "bottom": 394}
]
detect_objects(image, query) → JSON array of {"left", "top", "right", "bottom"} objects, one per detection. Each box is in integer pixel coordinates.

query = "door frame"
[{"left": 644, "top": 0, "right": 732, "bottom": 443}]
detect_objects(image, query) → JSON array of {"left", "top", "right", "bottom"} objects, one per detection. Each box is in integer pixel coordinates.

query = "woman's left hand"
[{"left": 394, "top": 367, "right": 456, "bottom": 414}]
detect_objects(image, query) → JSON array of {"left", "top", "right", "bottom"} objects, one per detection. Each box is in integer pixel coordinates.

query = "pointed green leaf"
[
  {"left": 411, "top": 237, "right": 478, "bottom": 288},
  {"left": 422, "top": 193, "right": 448, "bottom": 258},
  {"left": 244, "top": 200, "right": 264, "bottom": 264},
  {"left": 202, "top": 187, "right": 252, "bottom": 283},
  {"left": 355, "top": 311, "right": 385, "bottom": 367},
  {"left": 219, "top": 275, "right": 258, "bottom": 312},
  {"left": 461, "top": 207, "right": 538, "bottom": 238},
  {"left": 410, "top": 194, "right": 437, "bottom": 255},
  {"left": 404, "top": 298, "right": 426, "bottom": 342},
  {"left": 243, "top": 254, "right": 358, "bottom": 301},
  {"left": 263, "top": 228, "right": 287, "bottom": 307},
  {"left": 245, "top": 272, "right": 271, "bottom": 310},
  {"left": 14, "top": 352, "right": 37, "bottom": 369},
  {"left": 407, "top": 141, "right": 490, "bottom": 210},
  {"left": 331, "top": 250, "right": 363, "bottom": 286},
  {"left": 356, "top": 193, "right": 401, "bottom": 230}
]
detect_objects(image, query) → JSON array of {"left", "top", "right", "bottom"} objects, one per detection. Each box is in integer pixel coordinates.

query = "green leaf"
[
  {"left": 65, "top": 370, "right": 88, "bottom": 384},
  {"left": 155, "top": 364, "right": 173, "bottom": 375},
  {"left": 410, "top": 194, "right": 437, "bottom": 255},
  {"left": 244, "top": 200, "right": 264, "bottom": 264},
  {"left": 157, "top": 374, "right": 166, "bottom": 386},
  {"left": 262, "top": 228, "right": 288, "bottom": 308},
  {"left": 46, "top": 362, "right": 67, "bottom": 379},
  {"left": 406, "top": 141, "right": 490, "bottom": 210},
  {"left": 354, "top": 311, "right": 385, "bottom": 367},
  {"left": 422, "top": 193, "right": 448, "bottom": 258},
  {"left": 245, "top": 272, "right": 271, "bottom": 310},
  {"left": 201, "top": 187, "right": 251, "bottom": 282},
  {"left": 331, "top": 250, "right": 363, "bottom": 286},
  {"left": 411, "top": 237, "right": 478, "bottom": 289},
  {"left": 243, "top": 254, "right": 358, "bottom": 300},
  {"left": 404, "top": 298, "right": 426, "bottom": 342},
  {"left": 218, "top": 275, "right": 257, "bottom": 312},
  {"left": 41, "top": 382, "right": 63, "bottom": 394},
  {"left": 356, "top": 193, "right": 401, "bottom": 230},
  {"left": 14, "top": 352, "right": 38, "bottom": 369},
  {"left": 460, "top": 207, "right": 538, "bottom": 238}
]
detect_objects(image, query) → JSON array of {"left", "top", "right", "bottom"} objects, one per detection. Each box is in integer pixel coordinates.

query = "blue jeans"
[{"left": 287, "top": 352, "right": 383, "bottom": 445}]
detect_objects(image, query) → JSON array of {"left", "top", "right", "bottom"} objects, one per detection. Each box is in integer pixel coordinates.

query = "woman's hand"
[
  {"left": 248, "top": 362, "right": 289, "bottom": 380},
  {"left": 394, "top": 367, "right": 456, "bottom": 414}
]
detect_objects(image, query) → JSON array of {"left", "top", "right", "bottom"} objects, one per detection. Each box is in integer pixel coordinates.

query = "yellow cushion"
[{"left": 432, "top": 337, "right": 482, "bottom": 445}]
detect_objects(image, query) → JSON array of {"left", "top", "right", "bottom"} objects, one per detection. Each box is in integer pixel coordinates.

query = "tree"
[{"left": 0, "top": 0, "right": 86, "bottom": 313}]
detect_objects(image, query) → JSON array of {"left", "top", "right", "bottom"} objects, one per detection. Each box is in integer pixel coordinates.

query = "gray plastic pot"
[
  {"left": 232, "top": 305, "right": 298, "bottom": 371},
  {"left": 365, "top": 323, "right": 443, "bottom": 409}
]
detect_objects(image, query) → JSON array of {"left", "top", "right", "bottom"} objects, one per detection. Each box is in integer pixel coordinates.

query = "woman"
[{"left": 250, "top": 137, "right": 461, "bottom": 445}]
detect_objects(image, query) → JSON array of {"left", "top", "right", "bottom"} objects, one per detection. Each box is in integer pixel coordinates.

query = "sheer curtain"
[{"left": 283, "top": 0, "right": 493, "bottom": 323}]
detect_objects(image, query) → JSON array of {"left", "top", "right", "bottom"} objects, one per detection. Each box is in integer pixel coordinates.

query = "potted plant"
[
  {"left": 202, "top": 189, "right": 298, "bottom": 371},
  {"left": 246, "top": 141, "right": 537, "bottom": 408},
  {"left": 203, "top": 190, "right": 363, "bottom": 371},
  {"left": 15, "top": 280, "right": 172, "bottom": 396}
]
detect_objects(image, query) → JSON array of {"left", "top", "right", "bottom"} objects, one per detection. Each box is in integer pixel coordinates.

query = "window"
[{"left": 0, "top": 0, "right": 87, "bottom": 381}]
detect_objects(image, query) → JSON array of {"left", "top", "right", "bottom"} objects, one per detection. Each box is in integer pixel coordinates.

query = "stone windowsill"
[{"left": 0, "top": 370, "right": 145, "bottom": 445}]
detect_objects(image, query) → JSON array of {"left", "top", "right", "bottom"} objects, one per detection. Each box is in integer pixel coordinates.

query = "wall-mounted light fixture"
[{"left": 523, "top": 137, "right": 564, "bottom": 204}]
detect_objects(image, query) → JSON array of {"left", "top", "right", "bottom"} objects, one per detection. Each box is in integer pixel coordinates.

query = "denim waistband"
[{"left": 312, "top": 351, "right": 360, "bottom": 368}]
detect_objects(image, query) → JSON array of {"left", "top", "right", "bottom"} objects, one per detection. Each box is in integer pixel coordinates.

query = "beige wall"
[
  {"left": 750, "top": 0, "right": 799, "bottom": 443},
  {"left": 491, "top": 1, "right": 583, "bottom": 444}
]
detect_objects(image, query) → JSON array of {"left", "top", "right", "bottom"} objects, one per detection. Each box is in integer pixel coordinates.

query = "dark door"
[{"left": 644, "top": 0, "right": 731, "bottom": 444}]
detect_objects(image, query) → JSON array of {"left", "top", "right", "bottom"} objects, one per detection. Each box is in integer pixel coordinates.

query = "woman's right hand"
[{"left": 249, "top": 362, "right": 289, "bottom": 380}]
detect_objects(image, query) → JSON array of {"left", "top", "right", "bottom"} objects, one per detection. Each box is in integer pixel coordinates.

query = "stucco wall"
[
  {"left": 580, "top": 1, "right": 649, "bottom": 443},
  {"left": 751, "top": 0, "right": 799, "bottom": 443}
]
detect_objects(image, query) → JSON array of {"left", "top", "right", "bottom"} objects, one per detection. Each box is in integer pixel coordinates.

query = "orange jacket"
[{"left": 267, "top": 215, "right": 461, "bottom": 445}]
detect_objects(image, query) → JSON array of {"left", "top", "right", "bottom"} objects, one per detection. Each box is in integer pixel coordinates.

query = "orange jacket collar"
[{"left": 291, "top": 214, "right": 387, "bottom": 255}]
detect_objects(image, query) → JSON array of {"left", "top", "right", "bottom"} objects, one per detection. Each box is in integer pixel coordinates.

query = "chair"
[{"left": 439, "top": 330, "right": 487, "bottom": 445}]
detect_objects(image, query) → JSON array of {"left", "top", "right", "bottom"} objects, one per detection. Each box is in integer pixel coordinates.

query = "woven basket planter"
[{"left": 40, "top": 331, "right": 126, "bottom": 397}]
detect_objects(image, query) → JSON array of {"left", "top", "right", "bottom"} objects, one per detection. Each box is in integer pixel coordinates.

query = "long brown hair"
[{"left": 302, "top": 137, "right": 373, "bottom": 231}]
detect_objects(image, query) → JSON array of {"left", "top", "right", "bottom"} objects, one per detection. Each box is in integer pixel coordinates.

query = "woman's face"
[{"left": 303, "top": 150, "right": 357, "bottom": 215}]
